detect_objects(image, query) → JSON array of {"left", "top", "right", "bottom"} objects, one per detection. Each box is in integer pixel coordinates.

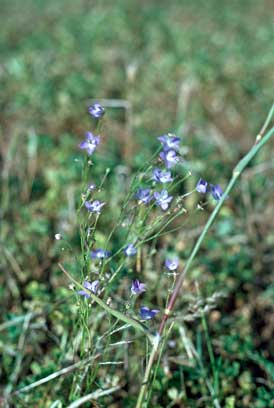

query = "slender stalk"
[
  {"left": 145, "top": 322, "right": 174, "bottom": 406},
  {"left": 136, "top": 104, "right": 274, "bottom": 407},
  {"left": 201, "top": 313, "right": 219, "bottom": 397},
  {"left": 255, "top": 102, "right": 274, "bottom": 144},
  {"left": 136, "top": 335, "right": 160, "bottom": 408}
]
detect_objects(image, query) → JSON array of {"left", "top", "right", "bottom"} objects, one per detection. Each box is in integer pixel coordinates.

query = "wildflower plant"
[
  {"left": 57, "top": 101, "right": 274, "bottom": 408},
  {"left": 2, "top": 4, "right": 274, "bottom": 406},
  {"left": 59, "top": 102, "right": 193, "bottom": 397}
]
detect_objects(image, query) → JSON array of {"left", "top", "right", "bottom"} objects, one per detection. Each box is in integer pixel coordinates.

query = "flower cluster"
[
  {"left": 196, "top": 179, "right": 224, "bottom": 201},
  {"left": 158, "top": 133, "right": 180, "bottom": 169},
  {"left": 78, "top": 103, "right": 107, "bottom": 215},
  {"left": 79, "top": 102, "right": 104, "bottom": 155},
  {"left": 77, "top": 105, "right": 186, "bottom": 322},
  {"left": 135, "top": 133, "right": 182, "bottom": 212}
]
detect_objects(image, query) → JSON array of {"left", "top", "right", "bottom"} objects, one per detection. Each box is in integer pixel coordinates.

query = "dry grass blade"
[
  {"left": 13, "top": 354, "right": 100, "bottom": 396},
  {"left": 66, "top": 386, "right": 120, "bottom": 408}
]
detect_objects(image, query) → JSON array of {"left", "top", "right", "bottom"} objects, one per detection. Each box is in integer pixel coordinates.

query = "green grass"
[{"left": 1, "top": 0, "right": 274, "bottom": 407}]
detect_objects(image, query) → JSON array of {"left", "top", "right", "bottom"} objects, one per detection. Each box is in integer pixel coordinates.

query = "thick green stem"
[{"left": 136, "top": 104, "right": 274, "bottom": 407}]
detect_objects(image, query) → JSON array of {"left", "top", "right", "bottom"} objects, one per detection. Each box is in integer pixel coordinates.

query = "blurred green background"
[{"left": 1, "top": 0, "right": 274, "bottom": 406}]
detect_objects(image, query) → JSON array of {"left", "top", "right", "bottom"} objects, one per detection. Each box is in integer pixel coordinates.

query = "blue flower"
[
  {"left": 90, "top": 249, "right": 111, "bottom": 259},
  {"left": 124, "top": 243, "right": 137, "bottom": 256},
  {"left": 135, "top": 188, "right": 153, "bottom": 205},
  {"left": 159, "top": 150, "right": 180, "bottom": 169},
  {"left": 158, "top": 134, "right": 181, "bottom": 152},
  {"left": 79, "top": 132, "right": 100, "bottom": 156},
  {"left": 85, "top": 200, "right": 105, "bottom": 214},
  {"left": 210, "top": 184, "right": 223, "bottom": 201},
  {"left": 154, "top": 189, "right": 173, "bottom": 211},
  {"left": 196, "top": 179, "right": 208, "bottom": 194},
  {"left": 152, "top": 168, "right": 173, "bottom": 184},
  {"left": 88, "top": 103, "right": 105, "bottom": 119},
  {"left": 131, "top": 280, "right": 146, "bottom": 295},
  {"left": 140, "top": 306, "right": 159, "bottom": 320},
  {"left": 78, "top": 280, "right": 99, "bottom": 298},
  {"left": 165, "top": 258, "right": 179, "bottom": 271}
]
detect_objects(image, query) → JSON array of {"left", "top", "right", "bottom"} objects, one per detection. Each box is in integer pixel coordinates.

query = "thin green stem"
[{"left": 201, "top": 313, "right": 219, "bottom": 396}]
